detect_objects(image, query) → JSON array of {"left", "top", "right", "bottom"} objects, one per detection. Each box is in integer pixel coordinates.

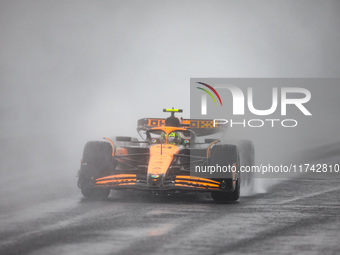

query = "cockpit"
[{"left": 146, "top": 129, "right": 192, "bottom": 146}]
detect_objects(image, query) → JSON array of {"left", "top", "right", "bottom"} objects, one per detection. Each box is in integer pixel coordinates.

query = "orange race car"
[{"left": 77, "top": 109, "right": 254, "bottom": 202}]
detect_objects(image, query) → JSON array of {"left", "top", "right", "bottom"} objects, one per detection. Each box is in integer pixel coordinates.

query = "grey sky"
[{"left": 0, "top": 1, "right": 339, "bottom": 170}]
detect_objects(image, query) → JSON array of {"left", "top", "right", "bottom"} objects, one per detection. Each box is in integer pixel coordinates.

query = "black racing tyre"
[
  {"left": 210, "top": 144, "right": 241, "bottom": 202},
  {"left": 78, "top": 141, "right": 114, "bottom": 199},
  {"left": 81, "top": 187, "right": 110, "bottom": 200},
  {"left": 211, "top": 179, "right": 240, "bottom": 203},
  {"left": 82, "top": 141, "right": 113, "bottom": 171}
]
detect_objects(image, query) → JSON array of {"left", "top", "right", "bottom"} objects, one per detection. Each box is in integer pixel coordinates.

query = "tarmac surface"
[{"left": 0, "top": 176, "right": 339, "bottom": 255}]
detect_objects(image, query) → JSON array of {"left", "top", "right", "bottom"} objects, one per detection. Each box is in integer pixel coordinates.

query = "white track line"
[{"left": 278, "top": 187, "right": 340, "bottom": 205}]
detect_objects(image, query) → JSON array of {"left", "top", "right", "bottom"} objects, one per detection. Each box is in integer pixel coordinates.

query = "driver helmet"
[{"left": 167, "top": 132, "right": 182, "bottom": 145}]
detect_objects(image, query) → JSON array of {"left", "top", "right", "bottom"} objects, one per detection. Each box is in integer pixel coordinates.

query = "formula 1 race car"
[{"left": 77, "top": 109, "right": 254, "bottom": 202}]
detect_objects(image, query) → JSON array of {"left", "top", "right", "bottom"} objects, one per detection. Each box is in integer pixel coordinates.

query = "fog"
[{"left": 1, "top": 0, "right": 340, "bottom": 208}]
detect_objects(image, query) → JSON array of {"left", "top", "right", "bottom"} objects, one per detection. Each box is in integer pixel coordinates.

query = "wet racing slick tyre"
[
  {"left": 211, "top": 179, "right": 240, "bottom": 203},
  {"left": 81, "top": 187, "right": 110, "bottom": 200},
  {"left": 210, "top": 144, "right": 240, "bottom": 203},
  {"left": 78, "top": 141, "right": 114, "bottom": 200}
]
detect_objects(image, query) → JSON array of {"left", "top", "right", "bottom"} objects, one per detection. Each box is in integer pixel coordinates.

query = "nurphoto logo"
[{"left": 196, "top": 82, "right": 312, "bottom": 128}]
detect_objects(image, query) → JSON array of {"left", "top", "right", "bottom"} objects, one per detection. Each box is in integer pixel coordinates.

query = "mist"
[{"left": 1, "top": 0, "right": 340, "bottom": 209}]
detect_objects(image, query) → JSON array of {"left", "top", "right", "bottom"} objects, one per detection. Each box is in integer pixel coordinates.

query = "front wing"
[{"left": 93, "top": 174, "right": 222, "bottom": 192}]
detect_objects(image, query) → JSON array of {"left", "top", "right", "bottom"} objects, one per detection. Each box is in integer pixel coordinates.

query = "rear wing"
[{"left": 137, "top": 118, "right": 227, "bottom": 136}]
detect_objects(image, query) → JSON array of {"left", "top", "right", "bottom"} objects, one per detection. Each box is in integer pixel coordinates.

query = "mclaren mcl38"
[{"left": 77, "top": 109, "right": 254, "bottom": 203}]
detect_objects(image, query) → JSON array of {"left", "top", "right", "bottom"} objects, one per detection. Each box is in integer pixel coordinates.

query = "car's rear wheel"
[{"left": 209, "top": 144, "right": 240, "bottom": 203}]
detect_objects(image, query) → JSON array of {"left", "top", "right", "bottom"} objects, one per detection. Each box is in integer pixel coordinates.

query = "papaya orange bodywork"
[
  {"left": 175, "top": 176, "right": 220, "bottom": 184},
  {"left": 104, "top": 137, "right": 115, "bottom": 156},
  {"left": 96, "top": 179, "right": 136, "bottom": 185},
  {"left": 174, "top": 180, "right": 219, "bottom": 188},
  {"left": 146, "top": 127, "right": 187, "bottom": 176},
  {"left": 174, "top": 184, "right": 219, "bottom": 190},
  {"left": 96, "top": 174, "right": 136, "bottom": 180},
  {"left": 95, "top": 174, "right": 137, "bottom": 186},
  {"left": 116, "top": 148, "right": 128, "bottom": 155},
  {"left": 148, "top": 144, "right": 179, "bottom": 175}
]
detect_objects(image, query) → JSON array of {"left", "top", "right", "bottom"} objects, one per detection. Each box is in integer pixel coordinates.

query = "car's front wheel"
[
  {"left": 78, "top": 141, "right": 114, "bottom": 200},
  {"left": 211, "top": 178, "right": 240, "bottom": 203},
  {"left": 209, "top": 144, "right": 240, "bottom": 203},
  {"left": 81, "top": 187, "right": 110, "bottom": 200}
]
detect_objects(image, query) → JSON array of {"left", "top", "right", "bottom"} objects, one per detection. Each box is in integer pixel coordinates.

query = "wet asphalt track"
[{"left": 0, "top": 177, "right": 339, "bottom": 255}]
